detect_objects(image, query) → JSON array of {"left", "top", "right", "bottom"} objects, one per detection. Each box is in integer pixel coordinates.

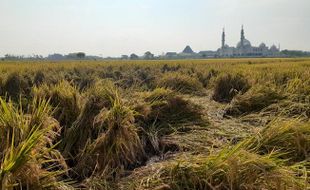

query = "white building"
[{"left": 218, "top": 26, "right": 280, "bottom": 57}]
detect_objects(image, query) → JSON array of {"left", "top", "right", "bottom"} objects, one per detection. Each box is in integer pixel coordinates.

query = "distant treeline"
[
  {"left": 281, "top": 50, "right": 310, "bottom": 57},
  {"left": 1, "top": 52, "right": 102, "bottom": 61},
  {"left": 1, "top": 50, "right": 310, "bottom": 61}
]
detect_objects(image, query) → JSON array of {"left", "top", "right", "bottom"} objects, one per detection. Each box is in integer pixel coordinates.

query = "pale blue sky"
[{"left": 0, "top": 0, "right": 309, "bottom": 57}]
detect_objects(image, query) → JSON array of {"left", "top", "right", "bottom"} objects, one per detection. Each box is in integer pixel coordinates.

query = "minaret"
[
  {"left": 221, "top": 28, "right": 225, "bottom": 49},
  {"left": 240, "top": 25, "right": 245, "bottom": 48}
]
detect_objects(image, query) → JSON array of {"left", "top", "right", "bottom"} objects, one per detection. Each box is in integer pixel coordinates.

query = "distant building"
[
  {"left": 159, "top": 26, "right": 281, "bottom": 59},
  {"left": 165, "top": 52, "right": 177, "bottom": 57},
  {"left": 182, "top": 45, "right": 195, "bottom": 54},
  {"left": 218, "top": 26, "right": 280, "bottom": 57},
  {"left": 198, "top": 51, "right": 217, "bottom": 58},
  {"left": 179, "top": 45, "right": 198, "bottom": 58}
]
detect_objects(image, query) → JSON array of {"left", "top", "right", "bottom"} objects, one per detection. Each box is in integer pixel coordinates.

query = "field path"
[
  {"left": 189, "top": 92, "right": 260, "bottom": 140},
  {"left": 161, "top": 91, "right": 260, "bottom": 153}
]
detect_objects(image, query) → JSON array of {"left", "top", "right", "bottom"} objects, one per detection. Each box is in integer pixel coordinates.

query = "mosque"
[
  {"left": 218, "top": 26, "right": 280, "bottom": 57},
  {"left": 163, "top": 26, "right": 281, "bottom": 59}
]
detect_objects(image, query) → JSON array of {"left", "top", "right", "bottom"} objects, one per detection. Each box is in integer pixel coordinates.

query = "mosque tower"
[
  {"left": 221, "top": 28, "right": 225, "bottom": 49},
  {"left": 240, "top": 25, "right": 245, "bottom": 49}
]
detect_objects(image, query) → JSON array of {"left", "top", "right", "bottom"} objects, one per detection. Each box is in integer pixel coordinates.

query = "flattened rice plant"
[
  {"left": 136, "top": 88, "right": 206, "bottom": 134},
  {"left": 212, "top": 73, "right": 250, "bottom": 103},
  {"left": 33, "top": 80, "right": 82, "bottom": 127},
  {"left": 242, "top": 119, "right": 310, "bottom": 162},
  {"left": 0, "top": 97, "right": 72, "bottom": 190},
  {"left": 225, "top": 85, "right": 284, "bottom": 116},
  {"left": 137, "top": 146, "right": 307, "bottom": 190},
  {"left": 75, "top": 93, "right": 145, "bottom": 178},
  {"left": 62, "top": 80, "right": 121, "bottom": 160},
  {"left": 157, "top": 73, "right": 205, "bottom": 95}
]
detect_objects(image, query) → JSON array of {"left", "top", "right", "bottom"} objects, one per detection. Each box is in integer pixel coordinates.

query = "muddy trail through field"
[{"left": 118, "top": 91, "right": 261, "bottom": 189}]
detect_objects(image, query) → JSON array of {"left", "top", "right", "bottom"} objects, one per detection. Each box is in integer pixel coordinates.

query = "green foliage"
[{"left": 281, "top": 49, "right": 310, "bottom": 57}]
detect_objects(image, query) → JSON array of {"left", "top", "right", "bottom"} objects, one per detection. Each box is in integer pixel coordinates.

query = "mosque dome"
[
  {"left": 259, "top": 43, "right": 267, "bottom": 49},
  {"left": 270, "top": 45, "right": 278, "bottom": 52},
  {"left": 237, "top": 39, "right": 252, "bottom": 49}
]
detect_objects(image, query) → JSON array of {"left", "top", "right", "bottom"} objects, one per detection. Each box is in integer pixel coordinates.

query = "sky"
[{"left": 0, "top": 0, "right": 309, "bottom": 57}]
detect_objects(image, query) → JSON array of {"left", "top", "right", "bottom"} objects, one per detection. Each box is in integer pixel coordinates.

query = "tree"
[
  {"left": 130, "top": 53, "right": 139, "bottom": 60},
  {"left": 76, "top": 52, "right": 86, "bottom": 59},
  {"left": 144, "top": 51, "right": 154, "bottom": 60},
  {"left": 121, "top": 55, "right": 129, "bottom": 60}
]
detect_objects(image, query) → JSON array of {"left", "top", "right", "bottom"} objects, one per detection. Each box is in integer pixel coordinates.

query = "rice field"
[{"left": 0, "top": 58, "right": 310, "bottom": 190}]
